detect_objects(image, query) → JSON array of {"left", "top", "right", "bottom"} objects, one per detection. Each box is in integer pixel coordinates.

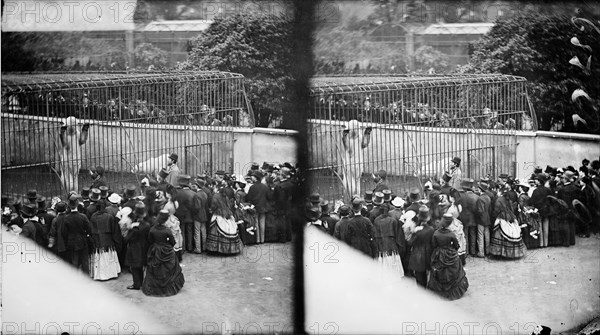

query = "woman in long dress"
[
  {"left": 372, "top": 203, "right": 405, "bottom": 277},
  {"left": 156, "top": 185, "right": 183, "bottom": 263},
  {"left": 142, "top": 209, "right": 185, "bottom": 297},
  {"left": 428, "top": 213, "right": 469, "bottom": 300},
  {"left": 440, "top": 191, "right": 467, "bottom": 266},
  {"left": 89, "top": 200, "right": 122, "bottom": 280},
  {"left": 206, "top": 193, "right": 243, "bottom": 254},
  {"left": 489, "top": 190, "right": 526, "bottom": 258},
  {"left": 516, "top": 183, "right": 541, "bottom": 249}
]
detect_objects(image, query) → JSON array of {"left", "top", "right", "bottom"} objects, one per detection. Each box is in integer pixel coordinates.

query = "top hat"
[
  {"left": 533, "top": 166, "right": 542, "bottom": 174},
  {"left": 573, "top": 199, "right": 592, "bottom": 224},
  {"left": 157, "top": 209, "right": 170, "bottom": 224},
  {"left": 36, "top": 196, "right": 47, "bottom": 209},
  {"left": 364, "top": 191, "right": 374, "bottom": 203},
  {"left": 55, "top": 201, "right": 68, "bottom": 213},
  {"left": 81, "top": 187, "right": 91, "bottom": 199},
  {"left": 261, "top": 162, "right": 271, "bottom": 171},
  {"left": 320, "top": 200, "right": 329, "bottom": 212},
  {"left": 108, "top": 193, "right": 122, "bottom": 205},
  {"left": 158, "top": 168, "right": 169, "bottom": 180},
  {"left": 124, "top": 185, "right": 137, "bottom": 198},
  {"left": 452, "top": 157, "right": 461, "bottom": 165},
  {"left": 250, "top": 162, "right": 260, "bottom": 171},
  {"left": 177, "top": 175, "right": 191, "bottom": 187},
  {"left": 417, "top": 205, "right": 431, "bottom": 222},
  {"left": 99, "top": 186, "right": 109, "bottom": 198},
  {"left": 169, "top": 153, "right": 178, "bottom": 162},
  {"left": 338, "top": 205, "right": 351, "bottom": 217},
  {"left": 351, "top": 198, "right": 364, "bottom": 212},
  {"left": 373, "top": 192, "right": 384, "bottom": 206},
  {"left": 409, "top": 188, "right": 420, "bottom": 201},
  {"left": 215, "top": 170, "right": 226, "bottom": 176},
  {"left": 68, "top": 195, "right": 79, "bottom": 209},
  {"left": 391, "top": 196, "right": 405, "bottom": 208},
  {"left": 90, "top": 188, "right": 101, "bottom": 202},
  {"left": 498, "top": 173, "right": 509, "bottom": 179},
  {"left": 20, "top": 203, "right": 37, "bottom": 218},
  {"left": 94, "top": 166, "right": 105, "bottom": 175},
  {"left": 544, "top": 165, "right": 554, "bottom": 174},
  {"left": 460, "top": 178, "right": 474, "bottom": 190},
  {"left": 382, "top": 189, "right": 392, "bottom": 202},
  {"left": 305, "top": 207, "right": 321, "bottom": 222},
  {"left": 536, "top": 173, "right": 548, "bottom": 183},
  {"left": 309, "top": 193, "right": 322, "bottom": 205},
  {"left": 26, "top": 189, "right": 38, "bottom": 201},
  {"left": 374, "top": 169, "right": 387, "bottom": 179},
  {"left": 134, "top": 202, "right": 147, "bottom": 218},
  {"left": 566, "top": 165, "right": 577, "bottom": 173},
  {"left": 442, "top": 172, "right": 452, "bottom": 183}
]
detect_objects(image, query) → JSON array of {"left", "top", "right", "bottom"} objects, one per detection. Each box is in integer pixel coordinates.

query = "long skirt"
[
  {"left": 375, "top": 251, "right": 404, "bottom": 277},
  {"left": 206, "top": 218, "right": 242, "bottom": 254},
  {"left": 265, "top": 212, "right": 288, "bottom": 243},
  {"left": 89, "top": 248, "right": 121, "bottom": 280},
  {"left": 548, "top": 215, "right": 572, "bottom": 247},
  {"left": 519, "top": 211, "right": 541, "bottom": 249},
  {"left": 428, "top": 247, "right": 469, "bottom": 300},
  {"left": 142, "top": 244, "right": 185, "bottom": 297},
  {"left": 489, "top": 221, "right": 526, "bottom": 259}
]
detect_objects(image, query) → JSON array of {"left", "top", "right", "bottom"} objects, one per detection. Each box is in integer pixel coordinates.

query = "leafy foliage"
[
  {"left": 134, "top": 43, "right": 168, "bottom": 70},
  {"left": 414, "top": 46, "right": 450, "bottom": 73},
  {"left": 460, "top": 10, "right": 600, "bottom": 134},
  {"left": 179, "top": 14, "right": 295, "bottom": 128}
]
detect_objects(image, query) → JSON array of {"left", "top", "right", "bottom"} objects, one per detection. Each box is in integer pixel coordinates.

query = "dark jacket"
[
  {"left": 63, "top": 211, "right": 92, "bottom": 251},
  {"left": 195, "top": 188, "right": 209, "bottom": 222},
  {"left": 21, "top": 218, "right": 48, "bottom": 247},
  {"left": 343, "top": 214, "right": 375, "bottom": 258},
  {"left": 124, "top": 219, "right": 151, "bottom": 267},
  {"left": 90, "top": 210, "right": 123, "bottom": 252},
  {"left": 175, "top": 187, "right": 201, "bottom": 224},
  {"left": 458, "top": 190, "right": 479, "bottom": 227},
  {"left": 476, "top": 193, "right": 492, "bottom": 226},
  {"left": 91, "top": 175, "right": 108, "bottom": 189},
  {"left": 432, "top": 228, "right": 459, "bottom": 250},
  {"left": 274, "top": 179, "right": 295, "bottom": 215},
  {"left": 408, "top": 224, "right": 435, "bottom": 271},
  {"left": 373, "top": 181, "right": 390, "bottom": 193},
  {"left": 246, "top": 182, "right": 270, "bottom": 214},
  {"left": 557, "top": 183, "right": 584, "bottom": 211},
  {"left": 372, "top": 214, "right": 406, "bottom": 257},
  {"left": 49, "top": 213, "right": 68, "bottom": 254},
  {"left": 530, "top": 186, "right": 553, "bottom": 217}
]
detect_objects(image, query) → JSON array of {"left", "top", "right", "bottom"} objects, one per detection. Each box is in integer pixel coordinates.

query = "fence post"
[{"left": 492, "top": 146, "right": 496, "bottom": 178}]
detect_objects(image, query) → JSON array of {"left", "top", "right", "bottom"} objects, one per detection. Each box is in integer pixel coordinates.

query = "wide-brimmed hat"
[
  {"left": 382, "top": 189, "right": 392, "bottom": 202},
  {"left": 418, "top": 205, "right": 431, "bottom": 222},
  {"left": 442, "top": 172, "right": 452, "bottom": 182},
  {"left": 573, "top": 199, "right": 592, "bottom": 224},
  {"left": 338, "top": 205, "right": 351, "bottom": 217},
  {"left": 215, "top": 170, "right": 226, "bottom": 177},
  {"left": 391, "top": 196, "right": 405, "bottom": 208},
  {"left": 108, "top": 193, "right": 122, "bottom": 205},
  {"left": 178, "top": 174, "right": 191, "bottom": 187},
  {"left": 261, "top": 162, "right": 271, "bottom": 171},
  {"left": 351, "top": 198, "right": 364, "bottom": 212},
  {"left": 536, "top": 173, "right": 548, "bottom": 183},
  {"left": 55, "top": 201, "right": 68, "bottom": 213},
  {"left": 517, "top": 181, "right": 530, "bottom": 190},
  {"left": 169, "top": 153, "right": 178, "bottom": 162},
  {"left": 452, "top": 157, "right": 461, "bottom": 165},
  {"left": 158, "top": 168, "right": 169, "bottom": 179},
  {"left": 26, "top": 189, "right": 37, "bottom": 201},
  {"left": 364, "top": 191, "right": 374, "bottom": 203},
  {"left": 460, "top": 178, "right": 474, "bottom": 190},
  {"left": 309, "top": 193, "right": 322, "bottom": 205},
  {"left": 99, "top": 186, "right": 109, "bottom": 198},
  {"left": 533, "top": 166, "right": 543, "bottom": 174},
  {"left": 90, "top": 188, "right": 101, "bottom": 202},
  {"left": 124, "top": 185, "right": 137, "bottom": 198},
  {"left": 134, "top": 202, "right": 147, "bottom": 218},
  {"left": 250, "top": 170, "right": 264, "bottom": 180},
  {"left": 409, "top": 188, "right": 420, "bottom": 201},
  {"left": 20, "top": 203, "right": 37, "bottom": 218},
  {"left": 373, "top": 192, "right": 384, "bottom": 206}
]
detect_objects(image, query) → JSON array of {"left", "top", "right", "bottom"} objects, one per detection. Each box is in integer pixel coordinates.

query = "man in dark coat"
[
  {"left": 372, "top": 170, "right": 390, "bottom": 193},
  {"left": 273, "top": 167, "right": 295, "bottom": 241},
  {"left": 90, "top": 165, "right": 108, "bottom": 189},
  {"left": 124, "top": 203, "right": 151, "bottom": 290},
  {"left": 245, "top": 170, "right": 270, "bottom": 243},
  {"left": 174, "top": 175, "right": 203, "bottom": 253},
  {"left": 48, "top": 201, "right": 70, "bottom": 262},
  {"left": 62, "top": 196, "right": 92, "bottom": 274},
  {"left": 369, "top": 192, "right": 385, "bottom": 223},
  {"left": 556, "top": 171, "right": 584, "bottom": 244},
  {"left": 405, "top": 189, "right": 422, "bottom": 214},
  {"left": 19, "top": 203, "right": 48, "bottom": 247},
  {"left": 408, "top": 206, "right": 435, "bottom": 288},
  {"left": 36, "top": 196, "right": 55, "bottom": 235},
  {"left": 530, "top": 174, "right": 552, "bottom": 247},
  {"left": 122, "top": 185, "right": 139, "bottom": 210},
  {"left": 333, "top": 205, "right": 352, "bottom": 241},
  {"left": 458, "top": 178, "right": 479, "bottom": 256},
  {"left": 193, "top": 182, "right": 209, "bottom": 252},
  {"left": 475, "top": 183, "right": 492, "bottom": 257},
  {"left": 86, "top": 188, "right": 102, "bottom": 219},
  {"left": 320, "top": 200, "right": 339, "bottom": 236},
  {"left": 440, "top": 172, "right": 453, "bottom": 195},
  {"left": 343, "top": 198, "right": 375, "bottom": 258}
]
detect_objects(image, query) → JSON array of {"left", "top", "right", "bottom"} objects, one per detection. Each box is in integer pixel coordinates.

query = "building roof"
[
  {"left": 142, "top": 20, "right": 213, "bottom": 32},
  {"left": 419, "top": 23, "right": 494, "bottom": 35},
  {"left": 1, "top": 0, "right": 136, "bottom": 32}
]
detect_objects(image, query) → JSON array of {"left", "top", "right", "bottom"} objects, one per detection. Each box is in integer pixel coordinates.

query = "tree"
[
  {"left": 134, "top": 43, "right": 168, "bottom": 70},
  {"left": 179, "top": 14, "right": 294, "bottom": 128},
  {"left": 414, "top": 45, "right": 449, "bottom": 73},
  {"left": 460, "top": 10, "right": 600, "bottom": 134}
]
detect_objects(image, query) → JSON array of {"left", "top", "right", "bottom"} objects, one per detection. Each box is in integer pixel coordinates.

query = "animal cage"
[
  {"left": 307, "top": 74, "right": 537, "bottom": 202},
  {"left": 1, "top": 71, "right": 254, "bottom": 198}
]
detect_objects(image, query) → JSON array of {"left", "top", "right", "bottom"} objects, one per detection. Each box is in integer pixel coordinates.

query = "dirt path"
[{"left": 98, "top": 242, "right": 294, "bottom": 334}]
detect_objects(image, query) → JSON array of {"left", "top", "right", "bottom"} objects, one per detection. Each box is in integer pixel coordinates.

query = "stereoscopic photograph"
[{"left": 2, "top": 1, "right": 600, "bottom": 335}]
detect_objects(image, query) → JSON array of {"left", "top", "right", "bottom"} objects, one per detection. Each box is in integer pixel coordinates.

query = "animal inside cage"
[
  {"left": 307, "top": 74, "right": 537, "bottom": 203},
  {"left": 1, "top": 71, "right": 253, "bottom": 198}
]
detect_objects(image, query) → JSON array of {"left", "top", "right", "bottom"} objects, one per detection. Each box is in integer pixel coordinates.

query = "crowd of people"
[
  {"left": 306, "top": 156, "right": 600, "bottom": 301},
  {"left": 2, "top": 152, "right": 298, "bottom": 297}
]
